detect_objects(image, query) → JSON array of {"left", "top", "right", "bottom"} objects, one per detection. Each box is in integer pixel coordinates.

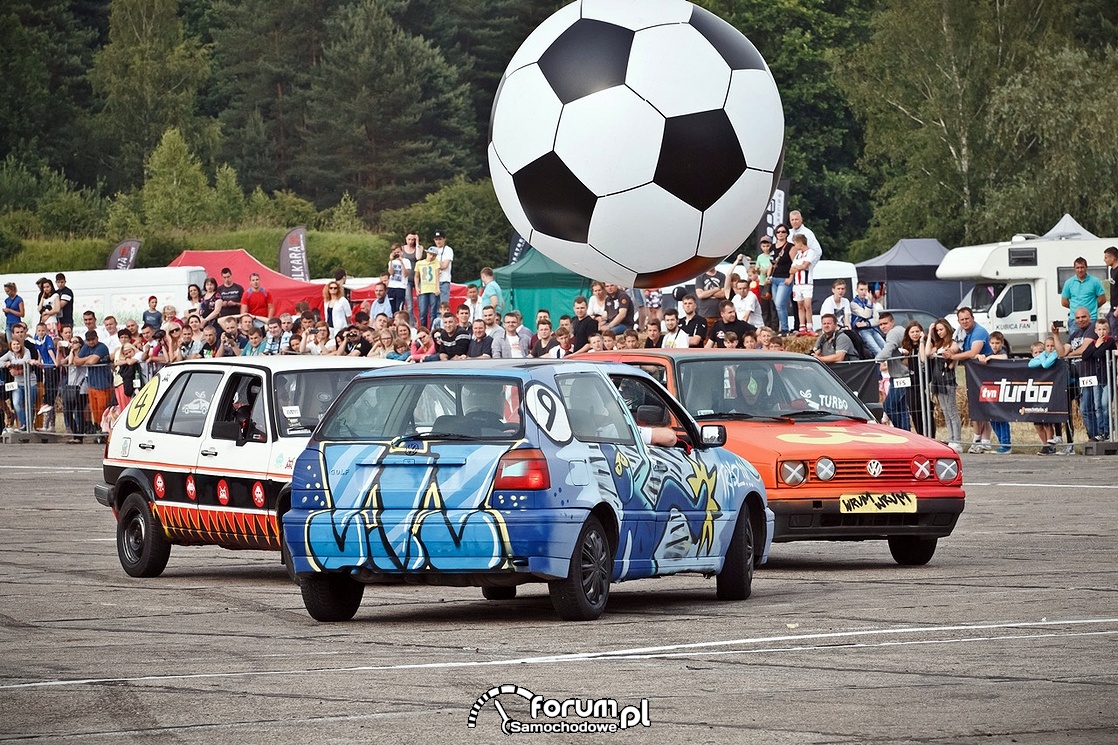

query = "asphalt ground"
[{"left": 0, "top": 446, "right": 1115, "bottom": 744}]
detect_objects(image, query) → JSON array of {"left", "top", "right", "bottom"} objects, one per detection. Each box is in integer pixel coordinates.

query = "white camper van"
[
  {"left": 2, "top": 266, "right": 207, "bottom": 328},
  {"left": 936, "top": 235, "right": 1112, "bottom": 353}
]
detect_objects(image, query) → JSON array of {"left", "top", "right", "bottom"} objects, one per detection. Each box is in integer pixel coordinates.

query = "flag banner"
[
  {"left": 830, "top": 359, "right": 882, "bottom": 408},
  {"left": 106, "top": 239, "right": 142, "bottom": 270},
  {"left": 278, "top": 226, "right": 309, "bottom": 281},
  {"left": 508, "top": 230, "right": 530, "bottom": 265},
  {"left": 964, "top": 358, "right": 1069, "bottom": 423},
  {"left": 755, "top": 178, "right": 790, "bottom": 246}
]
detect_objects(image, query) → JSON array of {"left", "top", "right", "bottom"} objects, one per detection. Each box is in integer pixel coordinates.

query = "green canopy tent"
[{"left": 492, "top": 249, "right": 593, "bottom": 331}]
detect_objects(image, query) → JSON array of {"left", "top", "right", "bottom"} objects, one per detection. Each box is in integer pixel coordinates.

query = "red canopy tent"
[
  {"left": 169, "top": 249, "right": 324, "bottom": 316},
  {"left": 170, "top": 248, "right": 472, "bottom": 324}
]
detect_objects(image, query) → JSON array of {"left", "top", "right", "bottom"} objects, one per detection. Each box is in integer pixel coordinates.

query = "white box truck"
[
  {"left": 3, "top": 266, "right": 207, "bottom": 328},
  {"left": 936, "top": 235, "right": 1113, "bottom": 353}
]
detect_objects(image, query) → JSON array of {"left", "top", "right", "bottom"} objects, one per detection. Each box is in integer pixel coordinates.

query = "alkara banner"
[
  {"left": 964, "top": 359, "right": 1069, "bottom": 423},
  {"left": 106, "top": 239, "right": 141, "bottom": 270},
  {"left": 278, "top": 226, "right": 309, "bottom": 281}
]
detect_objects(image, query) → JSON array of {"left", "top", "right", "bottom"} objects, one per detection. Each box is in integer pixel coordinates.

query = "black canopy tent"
[{"left": 856, "top": 238, "right": 966, "bottom": 318}]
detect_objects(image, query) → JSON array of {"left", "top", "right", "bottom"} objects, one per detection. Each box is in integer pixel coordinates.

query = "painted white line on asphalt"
[
  {"left": 3, "top": 617, "right": 1115, "bottom": 691},
  {"left": 966, "top": 482, "right": 1117, "bottom": 489}
]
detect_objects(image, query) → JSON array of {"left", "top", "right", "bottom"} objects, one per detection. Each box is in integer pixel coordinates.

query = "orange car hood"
[{"left": 719, "top": 419, "right": 957, "bottom": 461}]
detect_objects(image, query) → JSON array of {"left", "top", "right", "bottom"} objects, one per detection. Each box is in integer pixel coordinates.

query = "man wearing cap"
[
  {"left": 414, "top": 245, "right": 441, "bottom": 330},
  {"left": 431, "top": 231, "right": 454, "bottom": 305}
]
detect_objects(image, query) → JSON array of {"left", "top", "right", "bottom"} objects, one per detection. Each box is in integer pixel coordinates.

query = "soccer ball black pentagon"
[{"left": 489, "top": 0, "right": 784, "bottom": 287}]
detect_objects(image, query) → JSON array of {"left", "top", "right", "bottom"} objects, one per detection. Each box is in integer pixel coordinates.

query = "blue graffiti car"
[{"left": 284, "top": 360, "right": 772, "bottom": 622}]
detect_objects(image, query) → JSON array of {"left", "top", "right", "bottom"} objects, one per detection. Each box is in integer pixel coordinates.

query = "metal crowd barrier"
[
  {"left": 2, "top": 362, "right": 116, "bottom": 443},
  {"left": 825, "top": 351, "right": 1118, "bottom": 452}
]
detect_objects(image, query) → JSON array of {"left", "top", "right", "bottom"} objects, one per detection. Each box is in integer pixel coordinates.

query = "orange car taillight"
[{"left": 494, "top": 449, "right": 551, "bottom": 490}]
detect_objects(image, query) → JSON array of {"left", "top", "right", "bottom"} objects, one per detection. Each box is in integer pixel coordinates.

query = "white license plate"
[{"left": 839, "top": 492, "right": 917, "bottom": 514}]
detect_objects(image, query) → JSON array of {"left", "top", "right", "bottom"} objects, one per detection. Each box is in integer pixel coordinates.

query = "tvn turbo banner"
[{"left": 964, "top": 359, "right": 1069, "bottom": 423}]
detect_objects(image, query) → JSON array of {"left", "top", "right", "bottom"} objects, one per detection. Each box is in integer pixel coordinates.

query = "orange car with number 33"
[{"left": 591, "top": 349, "right": 964, "bottom": 565}]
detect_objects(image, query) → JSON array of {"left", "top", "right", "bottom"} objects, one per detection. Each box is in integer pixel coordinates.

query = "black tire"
[
  {"left": 300, "top": 573, "right": 364, "bottom": 622},
  {"left": 888, "top": 536, "right": 938, "bottom": 566},
  {"left": 116, "top": 493, "right": 171, "bottom": 578},
  {"left": 482, "top": 585, "right": 517, "bottom": 601},
  {"left": 549, "top": 515, "right": 611, "bottom": 621},
  {"left": 716, "top": 506, "right": 754, "bottom": 600}
]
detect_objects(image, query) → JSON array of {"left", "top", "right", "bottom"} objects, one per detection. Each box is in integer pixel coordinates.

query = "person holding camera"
[
  {"left": 387, "top": 244, "right": 411, "bottom": 314},
  {"left": 36, "top": 277, "right": 61, "bottom": 332}
]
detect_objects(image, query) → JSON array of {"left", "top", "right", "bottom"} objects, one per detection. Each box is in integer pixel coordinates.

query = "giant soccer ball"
[{"left": 488, "top": 0, "right": 784, "bottom": 288}]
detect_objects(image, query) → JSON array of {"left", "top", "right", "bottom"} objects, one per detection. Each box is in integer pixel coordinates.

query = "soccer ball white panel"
[
  {"left": 490, "top": 66, "right": 565, "bottom": 173},
  {"left": 581, "top": 0, "right": 692, "bottom": 31},
  {"left": 506, "top": 1, "right": 583, "bottom": 73},
  {"left": 696, "top": 169, "right": 775, "bottom": 258},
  {"left": 554, "top": 87, "right": 664, "bottom": 196},
  {"left": 589, "top": 184, "right": 702, "bottom": 274},
  {"left": 627, "top": 24, "right": 732, "bottom": 118},
  {"left": 530, "top": 232, "right": 638, "bottom": 287},
  {"left": 488, "top": 143, "right": 534, "bottom": 241},
  {"left": 724, "top": 69, "right": 785, "bottom": 172}
]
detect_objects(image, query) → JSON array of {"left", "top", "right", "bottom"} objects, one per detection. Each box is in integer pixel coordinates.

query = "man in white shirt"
[
  {"left": 788, "top": 210, "right": 822, "bottom": 262},
  {"left": 659, "top": 309, "right": 690, "bottom": 348},
  {"left": 819, "top": 279, "right": 852, "bottom": 329},
  {"left": 432, "top": 230, "right": 454, "bottom": 305},
  {"left": 492, "top": 313, "right": 531, "bottom": 358},
  {"left": 726, "top": 276, "right": 763, "bottom": 329}
]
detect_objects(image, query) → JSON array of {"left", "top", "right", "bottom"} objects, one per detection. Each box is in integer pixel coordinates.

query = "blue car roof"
[{"left": 354, "top": 359, "right": 637, "bottom": 382}]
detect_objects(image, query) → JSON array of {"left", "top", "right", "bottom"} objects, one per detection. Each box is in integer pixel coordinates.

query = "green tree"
[
  {"left": 296, "top": 0, "right": 478, "bottom": 214},
  {"left": 387, "top": 0, "right": 564, "bottom": 159},
  {"left": 0, "top": 1, "right": 98, "bottom": 184},
  {"left": 839, "top": 0, "right": 1071, "bottom": 252},
  {"left": 697, "top": 0, "right": 876, "bottom": 257},
  {"left": 211, "top": 0, "right": 347, "bottom": 192},
  {"left": 212, "top": 163, "right": 245, "bottom": 227},
  {"left": 142, "top": 128, "right": 213, "bottom": 231},
  {"left": 981, "top": 47, "right": 1118, "bottom": 238},
  {"left": 89, "top": 0, "right": 217, "bottom": 193}
]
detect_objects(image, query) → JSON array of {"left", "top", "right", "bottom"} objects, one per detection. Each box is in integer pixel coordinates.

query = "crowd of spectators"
[{"left": 2, "top": 226, "right": 1116, "bottom": 452}]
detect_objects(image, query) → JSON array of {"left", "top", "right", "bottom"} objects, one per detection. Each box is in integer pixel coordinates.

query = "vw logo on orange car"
[{"left": 867, "top": 460, "right": 884, "bottom": 478}]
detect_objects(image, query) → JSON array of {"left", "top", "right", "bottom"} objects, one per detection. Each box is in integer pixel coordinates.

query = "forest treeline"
[{"left": 1, "top": 0, "right": 1116, "bottom": 275}]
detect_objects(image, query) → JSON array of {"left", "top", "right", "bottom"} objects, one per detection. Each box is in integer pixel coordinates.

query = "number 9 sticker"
[
  {"left": 525, "top": 383, "right": 571, "bottom": 444},
  {"left": 125, "top": 376, "right": 160, "bottom": 430}
]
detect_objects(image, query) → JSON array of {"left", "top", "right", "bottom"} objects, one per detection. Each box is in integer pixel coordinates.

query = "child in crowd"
[
  {"left": 723, "top": 331, "right": 739, "bottom": 349},
  {"left": 1028, "top": 338, "right": 1059, "bottom": 454},
  {"left": 1081, "top": 318, "right": 1115, "bottom": 441},
  {"left": 142, "top": 296, "right": 163, "bottom": 331},
  {"left": 385, "top": 338, "right": 410, "bottom": 361},
  {"left": 978, "top": 331, "right": 1012, "bottom": 453},
  {"left": 851, "top": 281, "right": 884, "bottom": 356}
]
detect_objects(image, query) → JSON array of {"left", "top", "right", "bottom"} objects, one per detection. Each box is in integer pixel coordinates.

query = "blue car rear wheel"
[{"left": 549, "top": 516, "right": 611, "bottom": 621}]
